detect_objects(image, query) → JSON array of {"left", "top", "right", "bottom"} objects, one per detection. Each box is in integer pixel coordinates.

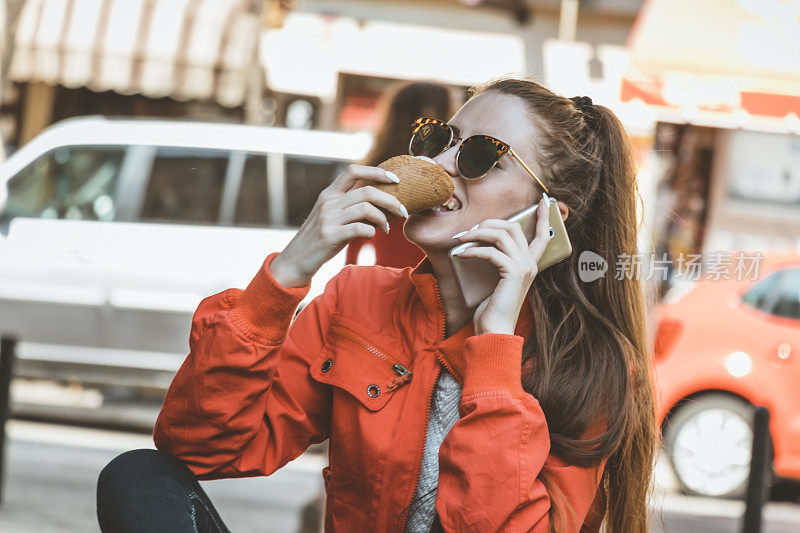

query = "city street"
[
  {"left": 1, "top": 0, "right": 798, "bottom": 531},
  {"left": 1, "top": 420, "right": 800, "bottom": 532}
]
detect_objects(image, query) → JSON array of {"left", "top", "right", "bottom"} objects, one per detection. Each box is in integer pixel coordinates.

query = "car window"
[
  {"left": 140, "top": 147, "right": 229, "bottom": 224},
  {"left": 769, "top": 268, "right": 800, "bottom": 320},
  {"left": 234, "top": 154, "right": 271, "bottom": 227},
  {"left": 741, "top": 271, "right": 783, "bottom": 312},
  {"left": 1, "top": 146, "right": 125, "bottom": 223},
  {"left": 285, "top": 155, "right": 347, "bottom": 227}
]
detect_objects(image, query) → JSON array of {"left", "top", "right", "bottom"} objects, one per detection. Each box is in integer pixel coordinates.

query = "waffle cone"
[{"left": 351, "top": 155, "right": 455, "bottom": 223}]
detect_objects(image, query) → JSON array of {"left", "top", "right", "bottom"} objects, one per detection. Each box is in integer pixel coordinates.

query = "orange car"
[{"left": 654, "top": 252, "right": 800, "bottom": 498}]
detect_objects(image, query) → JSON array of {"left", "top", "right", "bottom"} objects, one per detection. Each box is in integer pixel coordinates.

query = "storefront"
[{"left": 619, "top": 0, "right": 800, "bottom": 295}]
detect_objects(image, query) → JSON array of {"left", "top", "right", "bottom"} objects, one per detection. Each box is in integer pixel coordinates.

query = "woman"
[
  {"left": 97, "top": 77, "right": 656, "bottom": 532},
  {"left": 345, "top": 81, "right": 454, "bottom": 269}
]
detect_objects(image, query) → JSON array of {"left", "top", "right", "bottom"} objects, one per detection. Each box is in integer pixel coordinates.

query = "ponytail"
[{"left": 468, "top": 77, "right": 657, "bottom": 532}]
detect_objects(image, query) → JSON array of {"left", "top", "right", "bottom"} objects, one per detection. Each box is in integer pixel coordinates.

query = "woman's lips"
[{"left": 421, "top": 194, "right": 462, "bottom": 215}]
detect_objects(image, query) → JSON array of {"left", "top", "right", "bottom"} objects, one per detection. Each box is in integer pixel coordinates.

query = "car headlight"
[{"left": 725, "top": 351, "right": 752, "bottom": 378}]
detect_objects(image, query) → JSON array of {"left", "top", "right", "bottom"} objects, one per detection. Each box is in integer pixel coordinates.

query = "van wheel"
[{"left": 663, "top": 394, "right": 772, "bottom": 499}]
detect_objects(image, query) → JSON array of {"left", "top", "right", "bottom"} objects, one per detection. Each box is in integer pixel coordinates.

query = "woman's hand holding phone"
[
  {"left": 270, "top": 165, "right": 408, "bottom": 289},
  {"left": 452, "top": 195, "right": 552, "bottom": 336}
]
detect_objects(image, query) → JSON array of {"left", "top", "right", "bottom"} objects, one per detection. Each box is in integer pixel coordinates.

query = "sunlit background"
[{"left": 0, "top": 0, "right": 799, "bottom": 531}]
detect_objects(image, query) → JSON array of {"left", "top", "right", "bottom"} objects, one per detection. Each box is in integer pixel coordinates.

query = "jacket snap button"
[
  {"left": 367, "top": 384, "right": 380, "bottom": 398},
  {"left": 321, "top": 359, "right": 333, "bottom": 373}
]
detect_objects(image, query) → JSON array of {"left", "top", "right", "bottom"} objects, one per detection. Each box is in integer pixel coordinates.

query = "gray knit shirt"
[{"left": 404, "top": 365, "right": 462, "bottom": 532}]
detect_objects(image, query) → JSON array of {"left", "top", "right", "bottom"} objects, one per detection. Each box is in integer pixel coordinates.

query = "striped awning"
[
  {"left": 11, "top": 0, "right": 260, "bottom": 108},
  {"left": 621, "top": 0, "right": 800, "bottom": 121}
]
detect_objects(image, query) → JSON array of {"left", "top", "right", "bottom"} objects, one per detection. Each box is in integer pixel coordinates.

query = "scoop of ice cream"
[{"left": 351, "top": 155, "right": 455, "bottom": 223}]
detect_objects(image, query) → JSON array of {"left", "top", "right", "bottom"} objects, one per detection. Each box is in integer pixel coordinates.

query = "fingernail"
[
  {"left": 400, "top": 204, "right": 409, "bottom": 218},
  {"left": 452, "top": 230, "right": 468, "bottom": 239},
  {"left": 452, "top": 248, "right": 463, "bottom": 255},
  {"left": 470, "top": 223, "right": 479, "bottom": 231},
  {"left": 385, "top": 171, "right": 400, "bottom": 183},
  {"left": 542, "top": 192, "right": 550, "bottom": 204},
  {"left": 385, "top": 222, "right": 390, "bottom": 233}
]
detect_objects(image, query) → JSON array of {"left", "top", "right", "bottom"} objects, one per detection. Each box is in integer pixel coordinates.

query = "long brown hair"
[
  {"left": 469, "top": 77, "right": 657, "bottom": 532},
  {"left": 363, "top": 81, "right": 454, "bottom": 167},
  {"left": 399, "top": 78, "right": 656, "bottom": 532}
]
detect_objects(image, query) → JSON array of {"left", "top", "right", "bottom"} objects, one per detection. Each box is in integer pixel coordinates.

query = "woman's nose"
[{"left": 433, "top": 143, "right": 459, "bottom": 178}]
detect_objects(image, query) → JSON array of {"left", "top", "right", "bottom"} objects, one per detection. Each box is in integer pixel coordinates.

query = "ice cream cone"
[{"left": 351, "top": 155, "right": 455, "bottom": 223}]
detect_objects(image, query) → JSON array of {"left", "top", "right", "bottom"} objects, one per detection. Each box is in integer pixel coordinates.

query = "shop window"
[
  {"left": 1, "top": 146, "right": 124, "bottom": 223},
  {"left": 141, "top": 147, "right": 229, "bottom": 224},
  {"left": 285, "top": 155, "right": 346, "bottom": 228},
  {"left": 234, "top": 154, "right": 271, "bottom": 227}
]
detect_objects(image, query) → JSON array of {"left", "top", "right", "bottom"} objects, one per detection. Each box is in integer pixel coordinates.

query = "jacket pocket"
[{"left": 309, "top": 315, "right": 412, "bottom": 411}]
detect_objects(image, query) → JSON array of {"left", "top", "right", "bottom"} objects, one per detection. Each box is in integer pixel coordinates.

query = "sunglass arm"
[{"left": 509, "top": 148, "right": 549, "bottom": 194}]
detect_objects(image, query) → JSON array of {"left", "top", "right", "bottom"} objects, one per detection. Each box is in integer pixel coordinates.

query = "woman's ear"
[{"left": 556, "top": 200, "right": 569, "bottom": 222}]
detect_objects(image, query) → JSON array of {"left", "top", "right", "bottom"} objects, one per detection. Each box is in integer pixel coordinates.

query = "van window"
[
  {"left": 141, "top": 147, "right": 229, "bottom": 224},
  {"left": 286, "top": 155, "right": 346, "bottom": 227},
  {"left": 234, "top": 154, "right": 271, "bottom": 226},
  {"left": 1, "top": 146, "right": 124, "bottom": 222}
]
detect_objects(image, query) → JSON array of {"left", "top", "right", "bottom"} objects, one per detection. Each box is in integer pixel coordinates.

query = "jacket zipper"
[
  {"left": 399, "top": 280, "right": 448, "bottom": 532},
  {"left": 328, "top": 323, "right": 413, "bottom": 389}
]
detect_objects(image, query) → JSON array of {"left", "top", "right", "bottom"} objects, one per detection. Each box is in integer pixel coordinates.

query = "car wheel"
[{"left": 663, "top": 394, "right": 772, "bottom": 499}]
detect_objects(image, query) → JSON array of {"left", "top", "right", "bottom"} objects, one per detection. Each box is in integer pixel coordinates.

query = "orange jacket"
[{"left": 154, "top": 251, "right": 606, "bottom": 531}]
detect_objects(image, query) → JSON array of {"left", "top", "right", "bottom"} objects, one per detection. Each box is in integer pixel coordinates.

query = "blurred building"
[
  {"left": 263, "top": 0, "right": 643, "bottom": 132},
  {"left": 0, "top": 0, "right": 644, "bottom": 149},
  {"left": 617, "top": 0, "right": 800, "bottom": 267}
]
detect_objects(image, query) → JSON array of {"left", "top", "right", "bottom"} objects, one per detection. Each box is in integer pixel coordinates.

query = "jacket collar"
[{"left": 408, "top": 255, "right": 534, "bottom": 381}]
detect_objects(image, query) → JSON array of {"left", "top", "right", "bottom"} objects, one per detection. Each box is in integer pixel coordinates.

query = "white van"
[{"left": 0, "top": 116, "right": 371, "bottom": 390}]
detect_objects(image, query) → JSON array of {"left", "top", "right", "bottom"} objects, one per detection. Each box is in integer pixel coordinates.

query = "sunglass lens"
[
  {"left": 457, "top": 136, "right": 499, "bottom": 179},
  {"left": 410, "top": 122, "right": 451, "bottom": 158}
]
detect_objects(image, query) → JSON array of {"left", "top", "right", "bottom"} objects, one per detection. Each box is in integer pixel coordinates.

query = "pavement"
[
  {"left": 2, "top": 420, "right": 800, "bottom": 532},
  {"left": 0, "top": 421, "right": 325, "bottom": 532}
]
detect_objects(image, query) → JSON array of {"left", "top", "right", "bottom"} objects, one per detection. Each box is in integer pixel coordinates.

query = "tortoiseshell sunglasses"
[{"left": 408, "top": 117, "right": 549, "bottom": 194}]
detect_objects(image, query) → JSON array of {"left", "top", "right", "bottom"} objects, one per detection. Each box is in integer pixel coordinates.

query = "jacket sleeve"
[
  {"left": 153, "top": 251, "right": 347, "bottom": 480},
  {"left": 436, "top": 333, "right": 606, "bottom": 532}
]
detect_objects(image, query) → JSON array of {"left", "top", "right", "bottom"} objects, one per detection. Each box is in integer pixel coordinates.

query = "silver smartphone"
[{"left": 448, "top": 199, "right": 573, "bottom": 308}]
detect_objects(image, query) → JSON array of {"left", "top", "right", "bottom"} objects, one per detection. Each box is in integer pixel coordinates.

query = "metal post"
[
  {"left": 0, "top": 336, "right": 17, "bottom": 505},
  {"left": 558, "top": 0, "right": 579, "bottom": 42},
  {"left": 244, "top": 0, "right": 265, "bottom": 125},
  {"left": 742, "top": 406, "right": 770, "bottom": 533}
]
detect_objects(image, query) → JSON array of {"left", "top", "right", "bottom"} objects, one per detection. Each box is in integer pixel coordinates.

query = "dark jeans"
[{"left": 97, "top": 448, "right": 231, "bottom": 533}]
